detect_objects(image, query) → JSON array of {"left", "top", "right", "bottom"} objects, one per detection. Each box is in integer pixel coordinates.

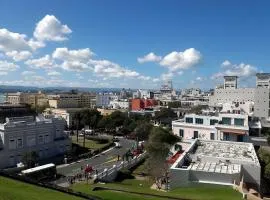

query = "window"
[
  {"left": 44, "top": 135, "right": 50, "bottom": 143},
  {"left": 17, "top": 138, "right": 23, "bottom": 148},
  {"left": 9, "top": 138, "right": 16, "bottom": 150},
  {"left": 210, "top": 119, "right": 218, "bottom": 125},
  {"left": 223, "top": 133, "right": 230, "bottom": 141},
  {"left": 38, "top": 135, "right": 44, "bottom": 144},
  {"left": 179, "top": 129, "right": 184, "bottom": 138},
  {"left": 234, "top": 118, "right": 244, "bottom": 126},
  {"left": 27, "top": 136, "right": 36, "bottom": 147},
  {"left": 195, "top": 118, "right": 203, "bottom": 124},
  {"left": 210, "top": 133, "right": 215, "bottom": 140},
  {"left": 185, "top": 117, "right": 193, "bottom": 123},
  {"left": 222, "top": 117, "right": 231, "bottom": 125},
  {"left": 193, "top": 131, "right": 198, "bottom": 139}
]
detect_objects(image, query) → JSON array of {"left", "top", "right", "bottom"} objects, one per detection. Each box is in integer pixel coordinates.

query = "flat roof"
[{"left": 194, "top": 140, "right": 258, "bottom": 163}]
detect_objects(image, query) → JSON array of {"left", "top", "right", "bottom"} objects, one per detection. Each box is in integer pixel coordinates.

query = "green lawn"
[
  {"left": 71, "top": 136, "right": 109, "bottom": 149},
  {"left": 0, "top": 176, "right": 83, "bottom": 200},
  {"left": 71, "top": 179, "right": 242, "bottom": 200}
]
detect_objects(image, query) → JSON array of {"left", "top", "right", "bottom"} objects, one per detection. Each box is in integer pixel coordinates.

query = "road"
[{"left": 56, "top": 137, "right": 135, "bottom": 177}]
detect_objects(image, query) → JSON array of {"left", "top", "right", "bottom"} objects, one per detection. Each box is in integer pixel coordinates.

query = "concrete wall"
[{"left": 189, "top": 170, "right": 241, "bottom": 184}]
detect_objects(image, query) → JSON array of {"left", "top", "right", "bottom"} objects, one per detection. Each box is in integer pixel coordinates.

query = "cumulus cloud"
[
  {"left": 6, "top": 50, "right": 32, "bottom": 61},
  {"left": 89, "top": 59, "right": 140, "bottom": 78},
  {"left": 21, "top": 71, "right": 36, "bottom": 76},
  {"left": 48, "top": 71, "right": 61, "bottom": 76},
  {"left": 0, "top": 72, "right": 8, "bottom": 76},
  {"left": 34, "top": 15, "right": 72, "bottom": 42},
  {"left": 0, "top": 60, "right": 19, "bottom": 72},
  {"left": 25, "top": 54, "right": 55, "bottom": 69},
  {"left": 53, "top": 47, "right": 93, "bottom": 62},
  {"left": 61, "top": 61, "right": 91, "bottom": 72},
  {"left": 0, "top": 28, "right": 33, "bottom": 52},
  {"left": 161, "top": 72, "right": 174, "bottom": 81},
  {"left": 137, "top": 52, "right": 162, "bottom": 63},
  {"left": 160, "top": 48, "right": 202, "bottom": 71},
  {"left": 211, "top": 60, "right": 258, "bottom": 79}
]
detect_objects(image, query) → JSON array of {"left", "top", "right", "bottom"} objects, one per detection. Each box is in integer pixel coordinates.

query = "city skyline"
[{"left": 1, "top": 0, "right": 270, "bottom": 89}]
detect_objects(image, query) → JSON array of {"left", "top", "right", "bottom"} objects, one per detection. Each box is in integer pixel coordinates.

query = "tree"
[
  {"left": 81, "top": 109, "right": 102, "bottom": 147},
  {"left": 265, "top": 163, "right": 270, "bottom": 180},
  {"left": 268, "top": 136, "right": 270, "bottom": 146},
  {"left": 190, "top": 105, "right": 209, "bottom": 114},
  {"left": 168, "top": 101, "right": 181, "bottom": 108},
  {"left": 22, "top": 151, "right": 39, "bottom": 168},
  {"left": 73, "top": 111, "right": 83, "bottom": 143},
  {"left": 146, "top": 127, "right": 181, "bottom": 189},
  {"left": 154, "top": 108, "right": 177, "bottom": 125},
  {"left": 134, "top": 122, "right": 153, "bottom": 141}
]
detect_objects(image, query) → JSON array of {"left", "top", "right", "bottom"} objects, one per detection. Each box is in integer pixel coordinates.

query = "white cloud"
[
  {"left": 0, "top": 60, "right": 19, "bottom": 71},
  {"left": 89, "top": 59, "right": 140, "bottom": 78},
  {"left": 137, "top": 52, "right": 162, "bottom": 63},
  {"left": 0, "top": 71, "right": 7, "bottom": 76},
  {"left": 25, "top": 55, "right": 55, "bottom": 69},
  {"left": 211, "top": 60, "right": 258, "bottom": 79},
  {"left": 177, "top": 71, "right": 183, "bottom": 75},
  {"left": 21, "top": 71, "right": 36, "bottom": 76},
  {"left": 160, "top": 48, "right": 202, "bottom": 71},
  {"left": 48, "top": 71, "right": 61, "bottom": 76},
  {"left": 152, "top": 78, "right": 160, "bottom": 82},
  {"left": 161, "top": 72, "right": 173, "bottom": 81},
  {"left": 221, "top": 60, "right": 231, "bottom": 67},
  {"left": 34, "top": 15, "right": 72, "bottom": 42},
  {"left": 61, "top": 61, "right": 91, "bottom": 72},
  {"left": 53, "top": 47, "right": 93, "bottom": 62},
  {"left": 6, "top": 50, "right": 32, "bottom": 61},
  {"left": 195, "top": 76, "right": 205, "bottom": 81},
  {"left": 138, "top": 75, "right": 151, "bottom": 81},
  {"left": 0, "top": 28, "right": 33, "bottom": 52},
  {"left": 75, "top": 73, "right": 84, "bottom": 79}
]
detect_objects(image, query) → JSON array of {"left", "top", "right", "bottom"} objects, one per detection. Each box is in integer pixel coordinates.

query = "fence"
[{"left": 93, "top": 152, "right": 147, "bottom": 182}]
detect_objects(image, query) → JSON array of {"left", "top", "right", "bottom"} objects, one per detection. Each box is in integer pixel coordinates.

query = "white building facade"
[
  {"left": 172, "top": 113, "right": 249, "bottom": 142},
  {"left": 209, "top": 74, "right": 270, "bottom": 119},
  {"left": 0, "top": 115, "right": 71, "bottom": 169}
]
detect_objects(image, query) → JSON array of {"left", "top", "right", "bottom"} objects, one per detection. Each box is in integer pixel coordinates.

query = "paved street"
[{"left": 56, "top": 138, "right": 135, "bottom": 177}]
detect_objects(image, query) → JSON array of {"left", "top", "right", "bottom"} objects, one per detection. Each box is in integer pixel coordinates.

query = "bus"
[{"left": 20, "top": 163, "right": 56, "bottom": 181}]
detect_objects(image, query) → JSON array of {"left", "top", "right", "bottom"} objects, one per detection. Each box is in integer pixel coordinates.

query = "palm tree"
[{"left": 73, "top": 111, "right": 83, "bottom": 143}]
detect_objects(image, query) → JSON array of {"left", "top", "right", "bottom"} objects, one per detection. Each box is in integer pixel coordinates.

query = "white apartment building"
[
  {"left": 209, "top": 74, "right": 270, "bottom": 119},
  {"left": 172, "top": 112, "right": 249, "bottom": 142},
  {"left": 0, "top": 115, "right": 71, "bottom": 169},
  {"left": 132, "top": 89, "right": 153, "bottom": 99},
  {"left": 109, "top": 100, "right": 130, "bottom": 109}
]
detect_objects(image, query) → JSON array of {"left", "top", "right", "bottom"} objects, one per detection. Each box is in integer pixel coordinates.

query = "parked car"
[{"left": 114, "top": 142, "right": 122, "bottom": 148}]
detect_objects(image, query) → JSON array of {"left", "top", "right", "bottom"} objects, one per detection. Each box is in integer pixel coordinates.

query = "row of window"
[
  {"left": 185, "top": 117, "right": 244, "bottom": 126},
  {"left": 9, "top": 134, "right": 51, "bottom": 150},
  {"left": 179, "top": 129, "right": 215, "bottom": 140}
]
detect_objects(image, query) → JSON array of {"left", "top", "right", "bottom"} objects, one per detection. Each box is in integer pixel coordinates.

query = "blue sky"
[{"left": 0, "top": 0, "right": 270, "bottom": 89}]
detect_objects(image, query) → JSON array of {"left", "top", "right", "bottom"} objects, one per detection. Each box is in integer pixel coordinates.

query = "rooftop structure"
[
  {"left": 224, "top": 76, "right": 238, "bottom": 89},
  {"left": 170, "top": 139, "right": 260, "bottom": 190}
]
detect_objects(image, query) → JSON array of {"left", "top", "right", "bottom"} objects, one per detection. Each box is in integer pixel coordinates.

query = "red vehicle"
[
  {"left": 133, "top": 148, "right": 143, "bottom": 156},
  {"left": 84, "top": 165, "right": 93, "bottom": 173}
]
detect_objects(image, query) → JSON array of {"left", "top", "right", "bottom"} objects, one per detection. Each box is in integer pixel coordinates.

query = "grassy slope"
[
  {"left": 71, "top": 136, "right": 109, "bottom": 149},
  {"left": 0, "top": 176, "right": 83, "bottom": 200},
  {"left": 72, "top": 179, "right": 242, "bottom": 200}
]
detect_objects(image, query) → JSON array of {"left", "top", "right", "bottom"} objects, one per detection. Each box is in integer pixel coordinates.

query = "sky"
[{"left": 0, "top": 0, "right": 270, "bottom": 89}]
